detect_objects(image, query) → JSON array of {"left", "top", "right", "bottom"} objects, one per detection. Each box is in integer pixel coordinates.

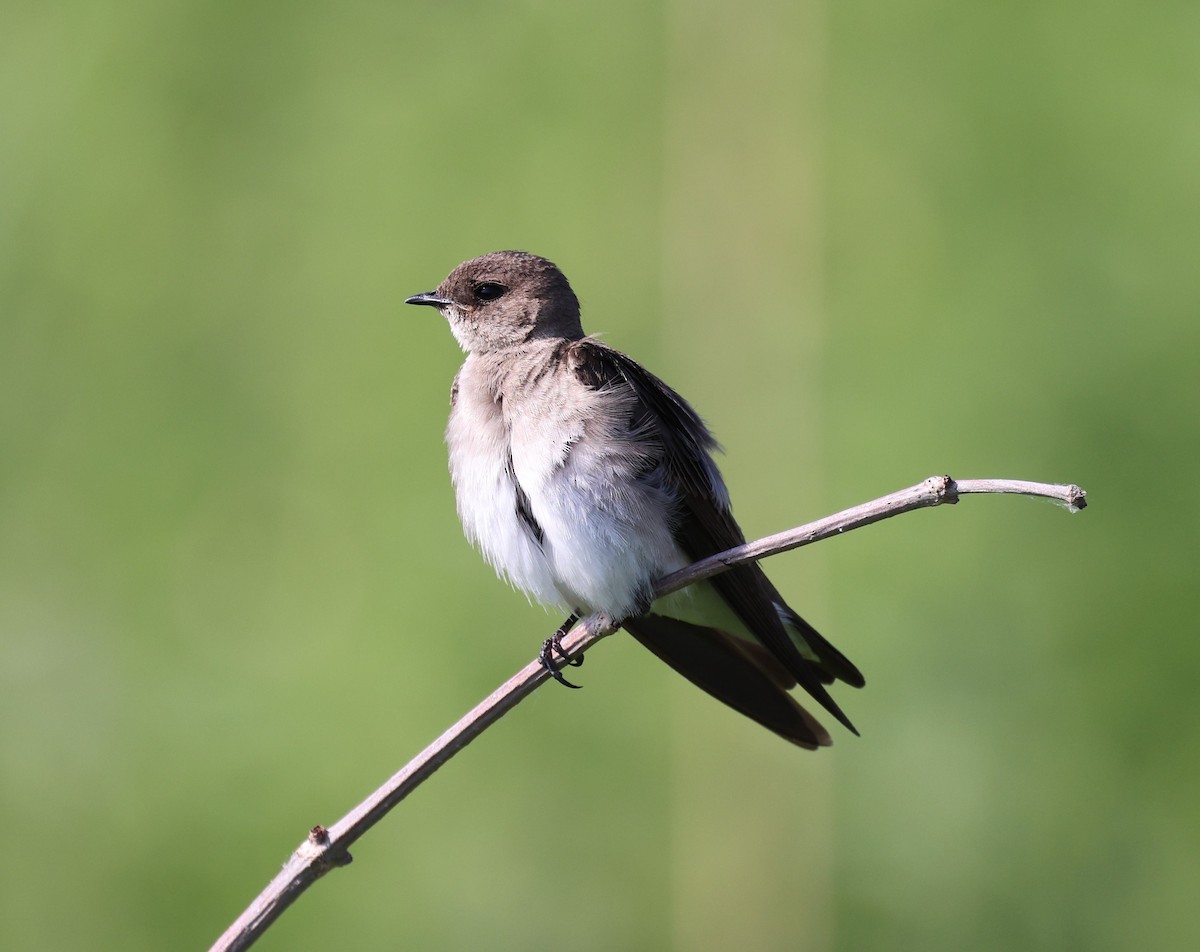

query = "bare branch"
[{"left": 207, "top": 475, "right": 1086, "bottom": 952}]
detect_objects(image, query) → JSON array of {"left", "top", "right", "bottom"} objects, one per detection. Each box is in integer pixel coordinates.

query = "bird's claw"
[{"left": 539, "top": 613, "right": 583, "bottom": 687}]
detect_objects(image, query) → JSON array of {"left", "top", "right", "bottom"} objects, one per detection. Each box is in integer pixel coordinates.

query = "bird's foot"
[{"left": 539, "top": 613, "right": 583, "bottom": 688}]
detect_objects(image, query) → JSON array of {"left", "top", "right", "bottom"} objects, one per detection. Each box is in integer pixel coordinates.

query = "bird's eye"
[{"left": 474, "top": 282, "right": 508, "bottom": 303}]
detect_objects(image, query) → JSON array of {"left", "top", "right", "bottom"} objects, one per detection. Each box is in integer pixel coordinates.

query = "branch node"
[
  {"left": 307, "top": 826, "right": 330, "bottom": 846},
  {"left": 932, "top": 474, "right": 960, "bottom": 504},
  {"left": 294, "top": 828, "right": 352, "bottom": 872}
]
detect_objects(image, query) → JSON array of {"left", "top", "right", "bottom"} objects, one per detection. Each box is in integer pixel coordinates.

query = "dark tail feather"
[
  {"left": 807, "top": 627, "right": 866, "bottom": 688},
  {"left": 759, "top": 579, "right": 865, "bottom": 689},
  {"left": 624, "top": 614, "right": 832, "bottom": 750}
]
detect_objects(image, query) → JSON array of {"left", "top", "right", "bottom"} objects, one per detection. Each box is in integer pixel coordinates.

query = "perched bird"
[{"left": 406, "top": 251, "right": 863, "bottom": 748}]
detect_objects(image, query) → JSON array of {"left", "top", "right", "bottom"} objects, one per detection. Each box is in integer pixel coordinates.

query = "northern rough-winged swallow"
[{"left": 406, "top": 251, "right": 863, "bottom": 748}]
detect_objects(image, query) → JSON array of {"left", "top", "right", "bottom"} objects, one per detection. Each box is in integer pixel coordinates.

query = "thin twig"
[{"left": 207, "top": 475, "right": 1086, "bottom": 952}]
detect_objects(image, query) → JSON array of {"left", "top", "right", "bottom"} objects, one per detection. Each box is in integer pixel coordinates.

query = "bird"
[{"left": 406, "top": 251, "right": 863, "bottom": 748}]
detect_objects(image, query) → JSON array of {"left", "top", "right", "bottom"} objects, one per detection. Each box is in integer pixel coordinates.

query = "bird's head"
[{"left": 406, "top": 251, "right": 583, "bottom": 353}]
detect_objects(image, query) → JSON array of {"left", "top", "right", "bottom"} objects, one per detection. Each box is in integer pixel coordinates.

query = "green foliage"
[{"left": 2, "top": 2, "right": 1195, "bottom": 949}]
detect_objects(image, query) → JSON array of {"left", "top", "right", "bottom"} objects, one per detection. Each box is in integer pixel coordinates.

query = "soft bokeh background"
[{"left": 3, "top": 2, "right": 1196, "bottom": 950}]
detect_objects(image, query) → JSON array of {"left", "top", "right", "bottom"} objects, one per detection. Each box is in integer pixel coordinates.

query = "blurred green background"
[{"left": 3, "top": 1, "right": 1197, "bottom": 949}]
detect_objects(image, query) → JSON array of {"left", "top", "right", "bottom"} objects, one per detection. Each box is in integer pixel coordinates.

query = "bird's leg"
[
  {"left": 539, "top": 613, "right": 582, "bottom": 688},
  {"left": 552, "top": 613, "right": 583, "bottom": 666}
]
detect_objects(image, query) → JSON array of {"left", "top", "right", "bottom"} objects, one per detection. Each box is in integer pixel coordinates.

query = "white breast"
[
  {"left": 446, "top": 356, "right": 565, "bottom": 608},
  {"left": 446, "top": 347, "right": 687, "bottom": 619}
]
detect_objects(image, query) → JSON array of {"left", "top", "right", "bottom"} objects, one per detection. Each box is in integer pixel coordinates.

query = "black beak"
[{"left": 405, "top": 291, "right": 451, "bottom": 308}]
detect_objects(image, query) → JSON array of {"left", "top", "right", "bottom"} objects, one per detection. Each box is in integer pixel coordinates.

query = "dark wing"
[{"left": 568, "top": 339, "right": 862, "bottom": 740}]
